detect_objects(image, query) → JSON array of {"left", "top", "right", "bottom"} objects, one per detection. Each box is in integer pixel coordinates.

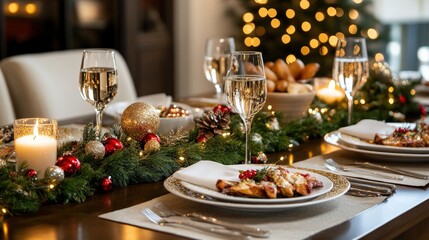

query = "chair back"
[
  {"left": 0, "top": 69, "right": 16, "bottom": 125},
  {"left": 0, "top": 49, "right": 137, "bottom": 120}
]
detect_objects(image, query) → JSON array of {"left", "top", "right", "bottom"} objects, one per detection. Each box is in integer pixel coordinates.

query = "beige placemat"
[
  {"left": 295, "top": 150, "right": 429, "bottom": 187},
  {"left": 99, "top": 192, "right": 385, "bottom": 240}
]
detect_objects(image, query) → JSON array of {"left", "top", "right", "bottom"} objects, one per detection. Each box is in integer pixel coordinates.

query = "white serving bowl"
[{"left": 264, "top": 92, "right": 316, "bottom": 122}]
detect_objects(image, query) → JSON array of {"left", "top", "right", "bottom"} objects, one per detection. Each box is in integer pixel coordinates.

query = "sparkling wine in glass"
[
  {"left": 225, "top": 51, "right": 267, "bottom": 164},
  {"left": 79, "top": 49, "right": 118, "bottom": 139},
  {"left": 204, "top": 37, "right": 235, "bottom": 101},
  {"left": 332, "top": 37, "right": 369, "bottom": 125}
]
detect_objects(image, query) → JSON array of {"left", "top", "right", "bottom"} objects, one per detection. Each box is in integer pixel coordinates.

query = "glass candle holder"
[{"left": 14, "top": 118, "right": 58, "bottom": 179}]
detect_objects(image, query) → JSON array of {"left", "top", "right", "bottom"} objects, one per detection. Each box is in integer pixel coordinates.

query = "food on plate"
[
  {"left": 373, "top": 123, "right": 429, "bottom": 147},
  {"left": 216, "top": 166, "right": 323, "bottom": 199},
  {"left": 264, "top": 58, "right": 317, "bottom": 93}
]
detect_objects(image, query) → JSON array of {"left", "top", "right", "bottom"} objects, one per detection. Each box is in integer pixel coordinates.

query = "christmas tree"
[{"left": 229, "top": 0, "right": 387, "bottom": 76}]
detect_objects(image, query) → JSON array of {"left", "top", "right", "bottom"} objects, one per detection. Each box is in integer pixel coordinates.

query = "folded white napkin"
[
  {"left": 105, "top": 93, "right": 172, "bottom": 116},
  {"left": 172, "top": 161, "right": 239, "bottom": 190},
  {"left": 338, "top": 119, "right": 396, "bottom": 140}
]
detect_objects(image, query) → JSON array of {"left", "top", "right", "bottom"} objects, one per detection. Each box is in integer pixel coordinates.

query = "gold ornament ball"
[
  {"left": 144, "top": 139, "right": 161, "bottom": 153},
  {"left": 121, "top": 102, "right": 160, "bottom": 141},
  {"left": 85, "top": 140, "right": 106, "bottom": 159}
]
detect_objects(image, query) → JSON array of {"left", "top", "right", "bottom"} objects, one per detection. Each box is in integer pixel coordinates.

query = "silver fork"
[
  {"left": 325, "top": 158, "right": 404, "bottom": 181},
  {"left": 142, "top": 208, "right": 249, "bottom": 240},
  {"left": 152, "top": 202, "right": 270, "bottom": 238}
]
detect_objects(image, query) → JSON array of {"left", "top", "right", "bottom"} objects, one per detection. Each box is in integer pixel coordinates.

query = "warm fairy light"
[
  {"left": 301, "top": 21, "right": 311, "bottom": 32},
  {"left": 245, "top": 37, "right": 253, "bottom": 46},
  {"left": 255, "top": 26, "right": 266, "bottom": 36},
  {"left": 1, "top": 207, "right": 7, "bottom": 214},
  {"left": 25, "top": 3, "right": 37, "bottom": 14},
  {"left": 279, "top": 156, "right": 285, "bottom": 161},
  {"left": 222, "top": 132, "right": 231, "bottom": 137},
  {"left": 309, "top": 39, "right": 319, "bottom": 48},
  {"left": 388, "top": 98, "right": 394, "bottom": 104},
  {"left": 360, "top": 99, "right": 366, "bottom": 104},
  {"left": 139, "top": 150, "right": 144, "bottom": 156},
  {"left": 336, "top": 32, "right": 345, "bottom": 39},
  {"left": 7, "top": 2, "right": 19, "bottom": 14},
  {"left": 375, "top": 53, "right": 384, "bottom": 62},
  {"left": 268, "top": 8, "right": 277, "bottom": 18},
  {"left": 252, "top": 37, "right": 261, "bottom": 47},
  {"left": 349, "top": 9, "right": 359, "bottom": 20},
  {"left": 327, "top": 7, "right": 336, "bottom": 17},
  {"left": 285, "top": 9, "right": 295, "bottom": 19},
  {"left": 300, "top": 0, "right": 310, "bottom": 9},
  {"left": 329, "top": 35, "right": 338, "bottom": 46},
  {"left": 353, "top": 0, "right": 363, "bottom": 3},
  {"left": 319, "top": 46, "right": 329, "bottom": 55},
  {"left": 410, "top": 89, "right": 416, "bottom": 95},
  {"left": 267, "top": 105, "right": 272, "bottom": 110},
  {"left": 301, "top": 46, "right": 310, "bottom": 55},
  {"left": 319, "top": 33, "right": 328, "bottom": 43},
  {"left": 315, "top": 12, "right": 325, "bottom": 21},
  {"left": 271, "top": 18, "right": 280, "bottom": 28},
  {"left": 178, "top": 156, "right": 185, "bottom": 163},
  {"left": 255, "top": 0, "right": 268, "bottom": 4},
  {"left": 259, "top": 7, "right": 268, "bottom": 17},
  {"left": 286, "top": 25, "right": 295, "bottom": 34},
  {"left": 336, "top": 8, "right": 344, "bottom": 17},
  {"left": 243, "top": 23, "right": 255, "bottom": 34},
  {"left": 282, "top": 34, "right": 291, "bottom": 44},
  {"left": 367, "top": 28, "right": 379, "bottom": 39},
  {"left": 286, "top": 54, "right": 296, "bottom": 63},
  {"left": 354, "top": 99, "right": 359, "bottom": 105},
  {"left": 349, "top": 24, "right": 358, "bottom": 34},
  {"left": 49, "top": 184, "right": 55, "bottom": 189},
  {"left": 243, "top": 12, "right": 254, "bottom": 23},
  {"left": 388, "top": 86, "right": 394, "bottom": 93}
]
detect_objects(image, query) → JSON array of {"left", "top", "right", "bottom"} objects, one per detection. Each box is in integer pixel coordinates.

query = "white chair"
[
  {"left": 0, "top": 49, "right": 137, "bottom": 120},
  {"left": 0, "top": 69, "right": 16, "bottom": 125}
]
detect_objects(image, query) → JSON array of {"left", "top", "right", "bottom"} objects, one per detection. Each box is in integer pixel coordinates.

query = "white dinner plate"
[
  {"left": 325, "top": 131, "right": 429, "bottom": 162},
  {"left": 164, "top": 167, "right": 349, "bottom": 212},
  {"left": 180, "top": 165, "right": 333, "bottom": 204},
  {"left": 338, "top": 132, "right": 429, "bottom": 154}
]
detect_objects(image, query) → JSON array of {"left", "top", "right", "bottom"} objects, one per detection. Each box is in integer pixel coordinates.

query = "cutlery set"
[
  {"left": 324, "top": 158, "right": 429, "bottom": 197},
  {"left": 142, "top": 202, "right": 270, "bottom": 239}
]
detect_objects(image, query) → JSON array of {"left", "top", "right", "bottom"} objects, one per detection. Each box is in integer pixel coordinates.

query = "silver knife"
[{"left": 354, "top": 162, "right": 429, "bottom": 180}]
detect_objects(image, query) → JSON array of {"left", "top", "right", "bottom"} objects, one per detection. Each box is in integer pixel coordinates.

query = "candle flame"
[{"left": 328, "top": 80, "right": 336, "bottom": 90}]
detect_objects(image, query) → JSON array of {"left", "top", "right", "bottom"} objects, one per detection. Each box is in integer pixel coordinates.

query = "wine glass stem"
[
  {"left": 95, "top": 108, "right": 104, "bottom": 140},
  {"left": 214, "top": 84, "right": 223, "bottom": 102},
  {"left": 243, "top": 117, "right": 254, "bottom": 164},
  {"left": 347, "top": 96, "right": 353, "bottom": 125}
]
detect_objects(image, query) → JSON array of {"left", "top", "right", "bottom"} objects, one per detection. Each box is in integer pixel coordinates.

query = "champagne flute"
[
  {"left": 79, "top": 49, "right": 118, "bottom": 139},
  {"left": 225, "top": 51, "right": 267, "bottom": 164},
  {"left": 204, "top": 37, "right": 235, "bottom": 102},
  {"left": 332, "top": 37, "right": 369, "bottom": 125}
]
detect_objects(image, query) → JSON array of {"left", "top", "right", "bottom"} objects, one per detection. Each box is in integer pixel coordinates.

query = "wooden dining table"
[{"left": 3, "top": 115, "right": 429, "bottom": 240}]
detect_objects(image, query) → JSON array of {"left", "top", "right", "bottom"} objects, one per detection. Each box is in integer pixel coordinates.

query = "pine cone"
[{"left": 195, "top": 110, "right": 230, "bottom": 138}]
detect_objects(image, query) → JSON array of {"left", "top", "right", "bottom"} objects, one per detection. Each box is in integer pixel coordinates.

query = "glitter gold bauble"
[
  {"left": 144, "top": 139, "right": 161, "bottom": 153},
  {"left": 85, "top": 140, "right": 106, "bottom": 159},
  {"left": 121, "top": 102, "right": 160, "bottom": 141}
]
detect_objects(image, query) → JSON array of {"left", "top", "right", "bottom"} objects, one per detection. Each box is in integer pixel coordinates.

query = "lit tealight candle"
[
  {"left": 14, "top": 118, "right": 58, "bottom": 178},
  {"left": 316, "top": 80, "right": 345, "bottom": 104}
]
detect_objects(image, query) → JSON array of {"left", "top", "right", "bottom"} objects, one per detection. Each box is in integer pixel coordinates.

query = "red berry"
[
  {"left": 196, "top": 135, "right": 208, "bottom": 143},
  {"left": 213, "top": 105, "right": 231, "bottom": 114}
]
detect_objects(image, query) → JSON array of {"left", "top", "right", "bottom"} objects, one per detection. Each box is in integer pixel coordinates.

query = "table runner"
[
  {"left": 295, "top": 150, "right": 429, "bottom": 187},
  {"left": 100, "top": 178, "right": 386, "bottom": 240}
]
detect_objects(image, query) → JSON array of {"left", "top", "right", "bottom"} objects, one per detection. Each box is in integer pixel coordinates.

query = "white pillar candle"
[{"left": 14, "top": 118, "right": 57, "bottom": 179}]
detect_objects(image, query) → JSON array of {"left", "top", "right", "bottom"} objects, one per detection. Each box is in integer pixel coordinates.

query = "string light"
[
  {"left": 25, "top": 3, "right": 37, "bottom": 14},
  {"left": 349, "top": 24, "right": 358, "bottom": 34},
  {"left": 281, "top": 34, "right": 291, "bottom": 44},
  {"left": 286, "top": 54, "right": 296, "bottom": 63},
  {"left": 243, "top": 23, "right": 255, "bottom": 34},
  {"left": 285, "top": 9, "right": 295, "bottom": 19},
  {"left": 259, "top": 7, "right": 268, "bottom": 17},
  {"left": 367, "top": 28, "right": 379, "bottom": 39},
  {"left": 328, "top": 35, "right": 338, "bottom": 46},
  {"left": 271, "top": 18, "right": 281, "bottom": 28},
  {"left": 267, "top": 8, "right": 277, "bottom": 18},
  {"left": 7, "top": 2, "right": 19, "bottom": 14},
  {"left": 255, "top": 26, "right": 266, "bottom": 36},
  {"left": 243, "top": 12, "right": 254, "bottom": 23},
  {"left": 301, "top": 21, "right": 311, "bottom": 32},
  {"left": 301, "top": 46, "right": 310, "bottom": 55},
  {"left": 300, "top": 0, "right": 310, "bottom": 10},
  {"left": 375, "top": 53, "right": 384, "bottom": 61},
  {"left": 255, "top": 0, "right": 268, "bottom": 4},
  {"left": 349, "top": 9, "right": 359, "bottom": 20},
  {"left": 286, "top": 25, "right": 295, "bottom": 34},
  {"left": 319, "top": 46, "right": 329, "bottom": 55},
  {"left": 336, "top": 8, "right": 344, "bottom": 17},
  {"left": 315, "top": 12, "right": 325, "bottom": 21},
  {"left": 327, "top": 7, "right": 336, "bottom": 16},
  {"left": 309, "top": 39, "right": 319, "bottom": 48},
  {"left": 319, "top": 33, "right": 328, "bottom": 43}
]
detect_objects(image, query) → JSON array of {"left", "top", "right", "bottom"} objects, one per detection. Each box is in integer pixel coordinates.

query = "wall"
[{"left": 174, "top": 0, "right": 239, "bottom": 99}]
